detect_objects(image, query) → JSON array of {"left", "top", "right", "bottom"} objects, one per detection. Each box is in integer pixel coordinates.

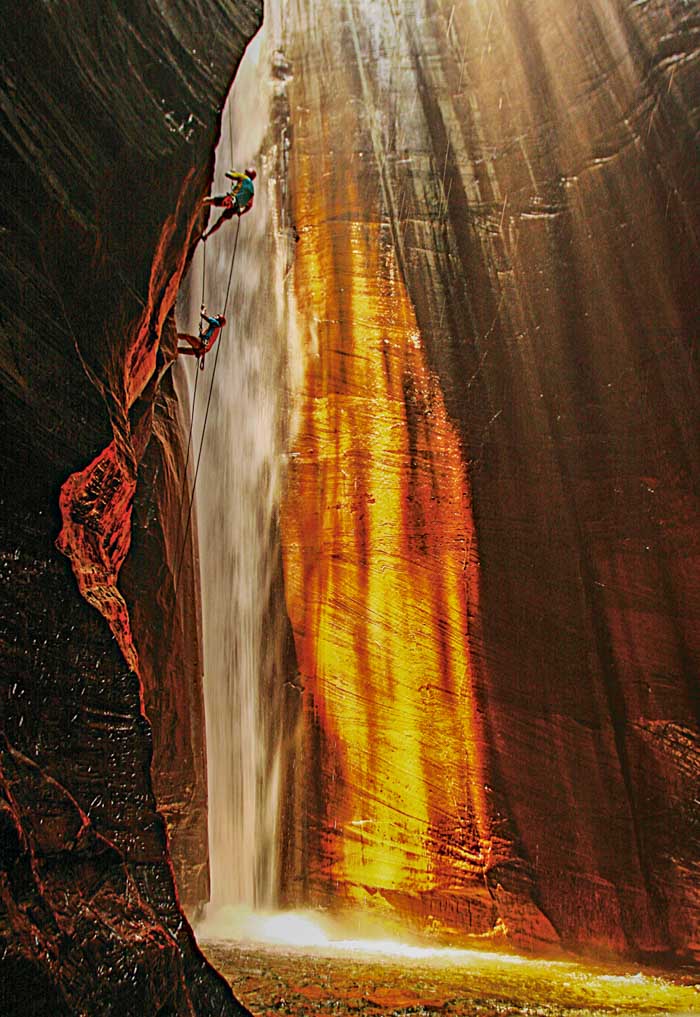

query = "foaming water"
[
  {"left": 197, "top": 906, "right": 335, "bottom": 946},
  {"left": 199, "top": 906, "right": 535, "bottom": 964},
  {"left": 179, "top": 8, "right": 297, "bottom": 912}
]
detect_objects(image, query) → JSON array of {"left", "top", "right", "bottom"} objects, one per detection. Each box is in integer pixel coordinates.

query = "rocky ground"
[{"left": 202, "top": 940, "right": 699, "bottom": 1017}]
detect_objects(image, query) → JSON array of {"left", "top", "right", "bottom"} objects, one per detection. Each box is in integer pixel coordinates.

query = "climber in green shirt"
[{"left": 201, "top": 167, "right": 256, "bottom": 241}]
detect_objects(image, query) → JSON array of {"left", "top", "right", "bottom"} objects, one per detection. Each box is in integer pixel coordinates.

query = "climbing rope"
[
  {"left": 180, "top": 360, "right": 200, "bottom": 496},
  {"left": 176, "top": 236, "right": 208, "bottom": 555},
  {"left": 173, "top": 216, "right": 241, "bottom": 594},
  {"left": 198, "top": 230, "right": 208, "bottom": 370},
  {"left": 222, "top": 212, "right": 241, "bottom": 315},
  {"left": 180, "top": 239, "right": 208, "bottom": 486}
]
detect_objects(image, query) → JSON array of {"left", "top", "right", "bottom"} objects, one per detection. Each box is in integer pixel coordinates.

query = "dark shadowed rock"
[{"left": 0, "top": 1, "right": 261, "bottom": 1013}]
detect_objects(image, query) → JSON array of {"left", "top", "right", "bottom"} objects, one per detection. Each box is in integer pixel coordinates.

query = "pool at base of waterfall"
[{"left": 200, "top": 939, "right": 698, "bottom": 1016}]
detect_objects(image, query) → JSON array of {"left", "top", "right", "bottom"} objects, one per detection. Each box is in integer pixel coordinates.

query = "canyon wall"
[
  {"left": 279, "top": 0, "right": 699, "bottom": 962},
  {"left": 0, "top": 2, "right": 261, "bottom": 1013}
]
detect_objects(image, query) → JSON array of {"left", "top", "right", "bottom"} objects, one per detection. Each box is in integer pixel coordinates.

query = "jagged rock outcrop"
[
  {"left": 0, "top": 2, "right": 261, "bottom": 1013},
  {"left": 279, "top": 0, "right": 699, "bottom": 963}
]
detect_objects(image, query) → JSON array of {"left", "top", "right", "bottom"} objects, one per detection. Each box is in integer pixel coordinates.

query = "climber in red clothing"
[{"left": 178, "top": 306, "right": 226, "bottom": 367}]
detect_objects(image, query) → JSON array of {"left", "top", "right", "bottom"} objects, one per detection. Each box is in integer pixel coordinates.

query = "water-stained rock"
[{"left": 278, "top": 0, "right": 699, "bottom": 963}]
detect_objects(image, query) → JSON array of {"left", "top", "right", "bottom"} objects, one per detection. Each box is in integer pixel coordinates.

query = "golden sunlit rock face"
[
  {"left": 282, "top": 161, "right": 492, "bottom": 932},
  {"left": 277, "top": 0, "right": 699, "bottom": 960},
  {"left": 278, "top": 4, "right": 557, "bottom": 947}
]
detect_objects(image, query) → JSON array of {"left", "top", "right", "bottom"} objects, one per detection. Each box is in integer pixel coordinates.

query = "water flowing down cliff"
[{"left": 177, "top": 12, "right": 299, "bottom": 921}]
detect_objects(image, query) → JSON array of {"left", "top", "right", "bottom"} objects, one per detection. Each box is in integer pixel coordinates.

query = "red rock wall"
[
  {"left": 0, "top": 2, "right": 261, "bottom": 1012},
  {"left": 121, "top": 362, "right": 211, "bottom": 915},
  {"left": 279, "top": 0, "right": 699, "bottom": 962}
]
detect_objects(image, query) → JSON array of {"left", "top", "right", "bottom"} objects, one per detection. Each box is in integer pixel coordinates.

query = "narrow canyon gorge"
[{"left": 0, "top": 1, "right": 697, "bottom": 1015}]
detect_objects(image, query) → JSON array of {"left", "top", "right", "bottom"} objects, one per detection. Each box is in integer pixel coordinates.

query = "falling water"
[{"left": 178, "top": 11, "right": 298, "bottom": 913}]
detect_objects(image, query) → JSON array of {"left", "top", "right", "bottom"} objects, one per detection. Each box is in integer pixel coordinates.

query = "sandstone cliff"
[
  {"left": 0, "top": 2, "right": 261, "bottom": 1013},
  {"left": 279, "top": 0, "right": 699, "bottom": 963}
]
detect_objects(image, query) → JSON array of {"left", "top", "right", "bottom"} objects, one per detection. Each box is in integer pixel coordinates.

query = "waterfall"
[{"left": 179, "top": 9, "right": 297, "bottom": 914}]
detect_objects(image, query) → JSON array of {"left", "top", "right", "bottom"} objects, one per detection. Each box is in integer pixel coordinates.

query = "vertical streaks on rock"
[
  {"left": 281, "top": 16, "right": 497, "bottom": 937},
  {"left": 396, "top": 0, "right": 700, "bottom": 959},
  {"left": 277, "top": 0, "right": 699, "bottom": 959}
]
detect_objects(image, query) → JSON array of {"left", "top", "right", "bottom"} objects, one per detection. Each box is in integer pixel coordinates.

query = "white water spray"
[{"left": 178, "top": 11, "right": 299, "bottom": 913}]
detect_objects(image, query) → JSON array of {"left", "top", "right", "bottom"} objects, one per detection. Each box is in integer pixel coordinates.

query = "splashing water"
[
  {"left": 178, "top": 10, "right": 298, "bottom": 913},
  {"left": 199, "top": 911, "right": 700, "bottom": 1017}
]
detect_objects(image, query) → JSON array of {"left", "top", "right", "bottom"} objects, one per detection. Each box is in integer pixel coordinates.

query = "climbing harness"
[{"left": 174, "top": 216, "right": 242, "bottom": 594}]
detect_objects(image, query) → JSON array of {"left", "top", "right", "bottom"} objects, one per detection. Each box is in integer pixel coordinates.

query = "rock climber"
[
  {"left": 178, "top": 305, "right": 226, "bottom": 366},
  {"left": 201, "top": 167, "right": 256, "bottom": 241}
]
